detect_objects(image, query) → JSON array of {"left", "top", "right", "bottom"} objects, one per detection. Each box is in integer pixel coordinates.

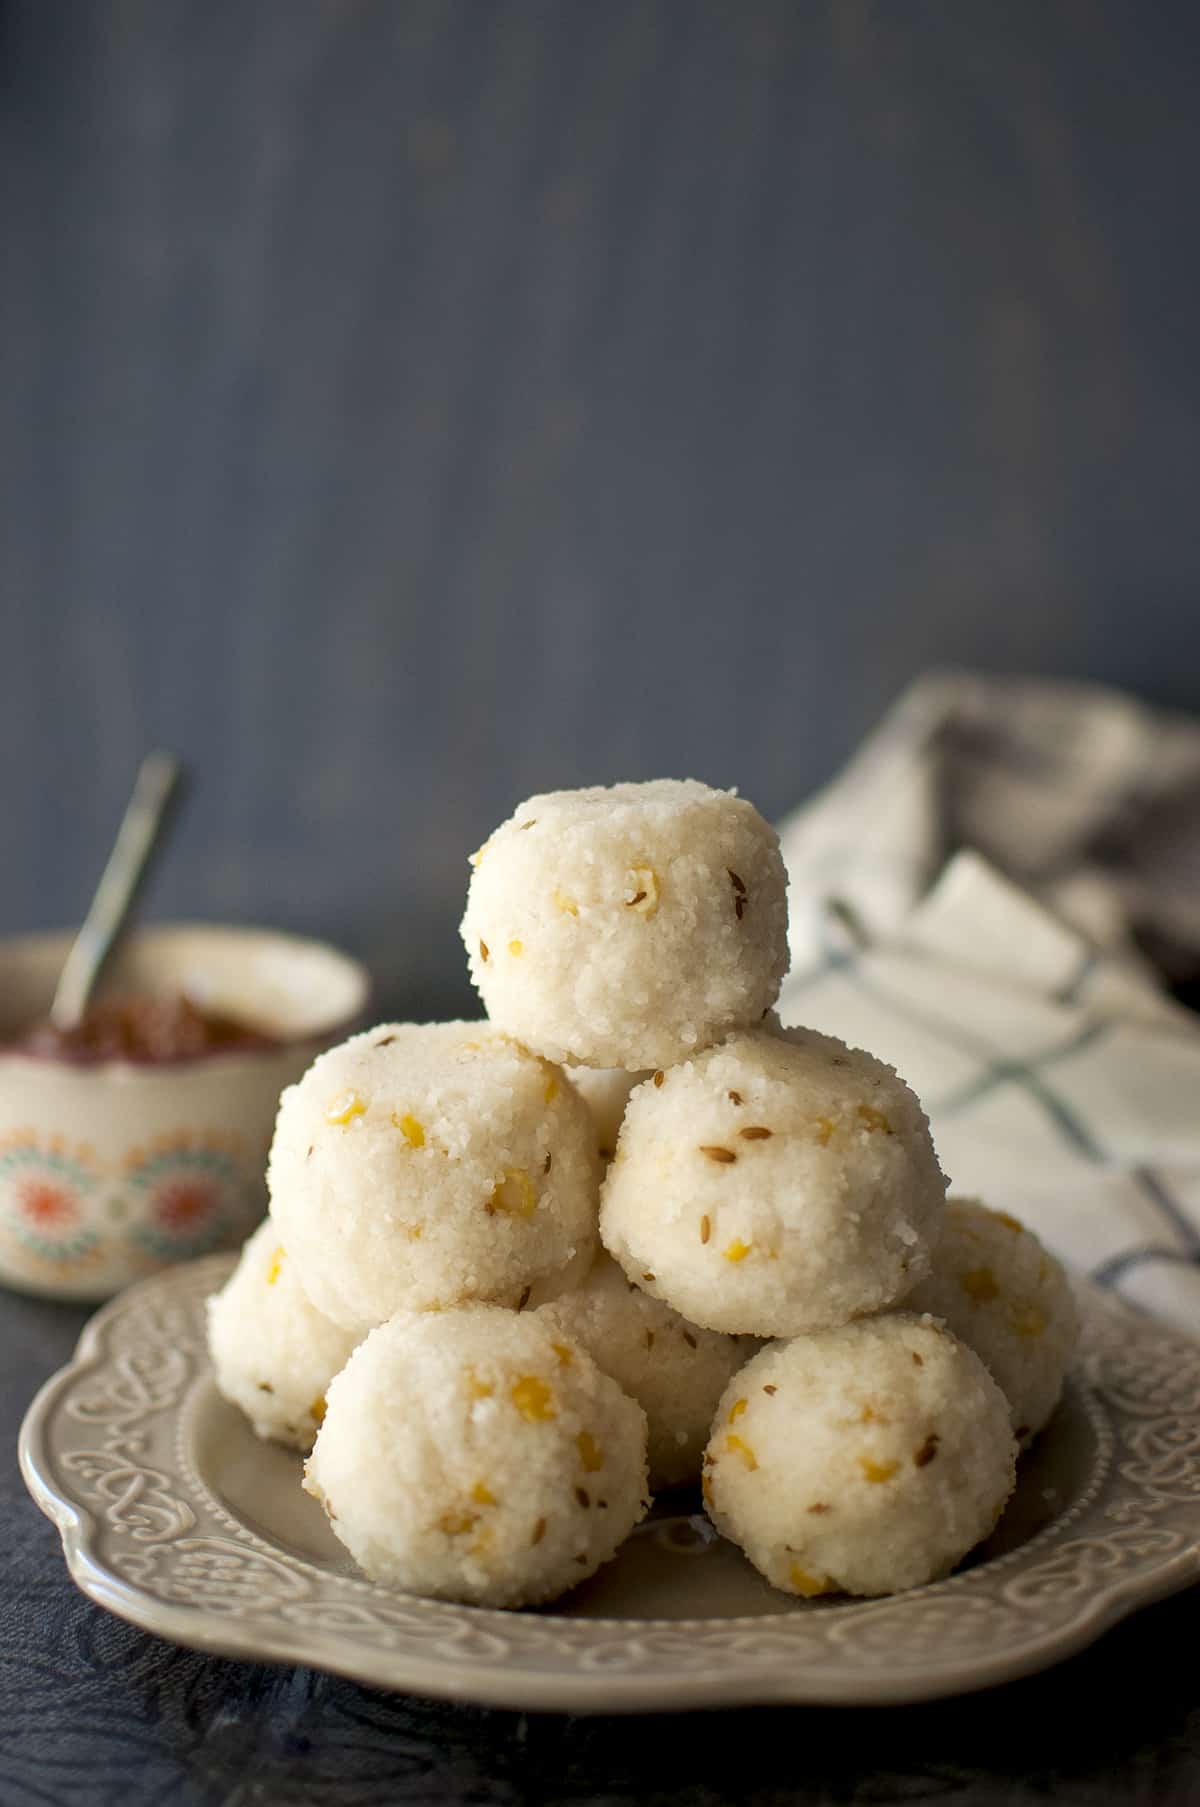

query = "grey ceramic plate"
[{"left": 19, "top": 1254, "right": 1200, "bottom": 1712}]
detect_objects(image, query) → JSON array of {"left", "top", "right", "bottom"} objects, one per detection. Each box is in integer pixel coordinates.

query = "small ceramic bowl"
[{"left": 0, "top": 924, "right": 369, "bottom": 1300}]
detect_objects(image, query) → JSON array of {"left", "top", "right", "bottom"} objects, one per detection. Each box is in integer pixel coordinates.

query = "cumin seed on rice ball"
[
  {"left": 267, "top": 1022, "right": 600, "bottom": 1335},
  {"left": 303, "top": 1305, "right": 649, "bottom": 1608},
  {"left": 703, "top": 1315, "right": 1016, "bottom": 1598},
  {"left": 599, "top": 1025, "right": 947, "bottom": 1338},
  {"left": 460, "top": 780, "right": 789, "bottom": 1070},
  {"left": 904, "top": 1197, "right": 1079, "bottom": 1446},
  {"left": 207, "top": 1220, "right": 359, "bottom": 1450},
  {"left": 538, "top": 1249, "right": 759, "bottom": 1490}
]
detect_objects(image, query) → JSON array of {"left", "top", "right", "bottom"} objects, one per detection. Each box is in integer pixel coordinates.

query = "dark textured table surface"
[{"left": 3, "top": 1285, "right": 1197, "bottom": 1807}]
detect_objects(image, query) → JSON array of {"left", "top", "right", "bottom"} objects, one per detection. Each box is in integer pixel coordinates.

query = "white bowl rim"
[{"left": 0, "top": 921, "right": 371, "bottom": 1064}]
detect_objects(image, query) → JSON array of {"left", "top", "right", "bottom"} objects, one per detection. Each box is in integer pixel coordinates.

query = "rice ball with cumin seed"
[
  {"left": 599, "top": 1025, "right": 947, "bottom": 1338},
  {"left": 538, "top": 1249, "right": 760, "bottom": 1490},
  {"left": 460, "top": 779, "right": 789, "bottom": 1070},
  {"left": 904, "top": 1197, "right": 1079, "bottom": 1446},
  {"left": 268, "top": 1022, "right": 600, "bottom": 1336},
  {"left": 703, "top": 1314, "right": 1016, "bottom": 1599},
  {"left": 568, "top": 1066, "right": 652, "bottom": 1165},
  {"left": 206, "top": 1221, "right": 359, "bottom": 1449},
  {"left": 303, "top": 1305, "right": 649, "bottom": 1608}
]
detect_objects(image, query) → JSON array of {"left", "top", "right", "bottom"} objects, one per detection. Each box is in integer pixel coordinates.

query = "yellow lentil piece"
[
  {"left": 488, "top": 1168, "right": 537, "bottom": 1219},
  {"left": 325, "top": 1089, "right": 366, "bottom": 1127},
  {"left": 511, "top": 1375, "right": 556, "bottom": 1421},
  {"left": 723, "top": 1238, "right": 752, "bottom": 1263},
  {"left": 471, "top": 1481, "right": 497, "bottom": 1506},
  {"left": 265, "top": 1246, "right": 285, "bottom": 1286},
  {"left": 1010, "top": 1303, "right": 1047, "bottom": 1339},
  {"left": 814, "top": 1117, "right": 836, "bottom": 1146},
  {"left": 856, "top": 1104, "right": 892, "bottom": 1134},
  {"left": 788, "top": 1564, "right": 834, "bottom": 1598},
  {"left": 508, "top": 939, "right": 524, "bottom": 957},
  {"left": 576, "top": 1430, "right": 603, "bottom": 1472},
  {"left": 309, "top": 1394, "right": 327, "bottom": 1426},
  {"left": 465, "top": 1368, "right": 494, "bottom": 1401},
  {"left": 725, "top": 1434, "right": 758, "bottom": 1471},
  {"left": 551, "top": 1342, "right": 574, "bottom": 1367},
  {"left": 436, "top": 1508, "right": 478, "bottom": 1537},
  {"left": 728, "top": 1398, "right": 748, "bottom": 1423},
  {"left": 392, "top": 1112, "right": 425, "bottom": 1148},
  {"left": 859, "top": 1456, "right": 900, "bottom": 1483},
  {"left": 961, "top": 1266, "right": 1000, "bottom": 1302},
  {"left": 553, "top": 889, "right": 579, "bottom": 917}
]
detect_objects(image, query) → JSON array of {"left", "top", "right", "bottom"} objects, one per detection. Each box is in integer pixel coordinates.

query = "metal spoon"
[{"left": 49, "top": 752, "right": 187, "bottom": 1030}]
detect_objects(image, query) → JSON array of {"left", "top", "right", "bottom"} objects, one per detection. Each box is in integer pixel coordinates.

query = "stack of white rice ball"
[{"left": 208, "top": 779, "right": 1077, "bottom": 1609}]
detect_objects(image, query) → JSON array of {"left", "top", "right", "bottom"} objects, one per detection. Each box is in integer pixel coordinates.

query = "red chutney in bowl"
[
  {"left": 0, "top": 924, "right": 371, "bottom": 1299},
  {"left": 12, "top": 993, "right": 281, "bottom": 1064}
]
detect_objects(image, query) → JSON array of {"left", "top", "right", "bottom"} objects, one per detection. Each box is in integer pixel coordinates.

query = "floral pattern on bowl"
[
  {"left": 0, "top": 925, "right": 369, "bottom": 1299},
  {"left": 0, "top": 1131, "right": 104, "bottom": 1268}
]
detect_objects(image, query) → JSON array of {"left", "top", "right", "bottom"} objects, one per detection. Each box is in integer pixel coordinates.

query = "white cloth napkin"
[{"left": 776, "top": 671, "right": 1200, "bottom": 1337}]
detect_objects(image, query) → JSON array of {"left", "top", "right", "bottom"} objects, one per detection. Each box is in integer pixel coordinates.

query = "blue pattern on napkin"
[{"left": 777, "top": 674, "right": 1200, "bottom": 1337}]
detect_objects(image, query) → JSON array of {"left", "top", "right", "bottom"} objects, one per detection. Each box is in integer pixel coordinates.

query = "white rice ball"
[
  {"left": 568, "top": 1067, "right": 650, "bottom": 1164},
  {"left": 538, "top": 1251, "right": 758, "bottom": 1490},
  {"left": 460, "top": 780, "right": 789, "bottom": 1069},
  {"left": 206, "top": 1221, "right": 359, "bottom": 1449},
  {"left": 268, "top": 1022, "right": 600, "bottom": 1334},
  {"left": 600, "top": 1026, "right": 947, "bottom": 1337},
  {"left": 303, "top": 1305, "right": 649, "bottom": 1607},
  {"left": 704, "top": 1315, "right": 1016, "bottom": 1598},
  {"left": 905, "top": 1198, "right": 1079, "bottom": 1445}
]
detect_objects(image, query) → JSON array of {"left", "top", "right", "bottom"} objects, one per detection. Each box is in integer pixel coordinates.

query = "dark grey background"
[{"left": 3, "top": 0, "right": 1199, "bottom": 1019}]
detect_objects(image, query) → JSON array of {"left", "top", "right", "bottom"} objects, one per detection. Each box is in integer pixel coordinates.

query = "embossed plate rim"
[{"left": 19, "top": 1254, "right": 1200, "bottom": 1712}]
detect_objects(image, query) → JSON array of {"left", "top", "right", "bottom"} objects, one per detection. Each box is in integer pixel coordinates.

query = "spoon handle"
[{"left": 50, "top": 752, "right": 187, "bottom": 1030}]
